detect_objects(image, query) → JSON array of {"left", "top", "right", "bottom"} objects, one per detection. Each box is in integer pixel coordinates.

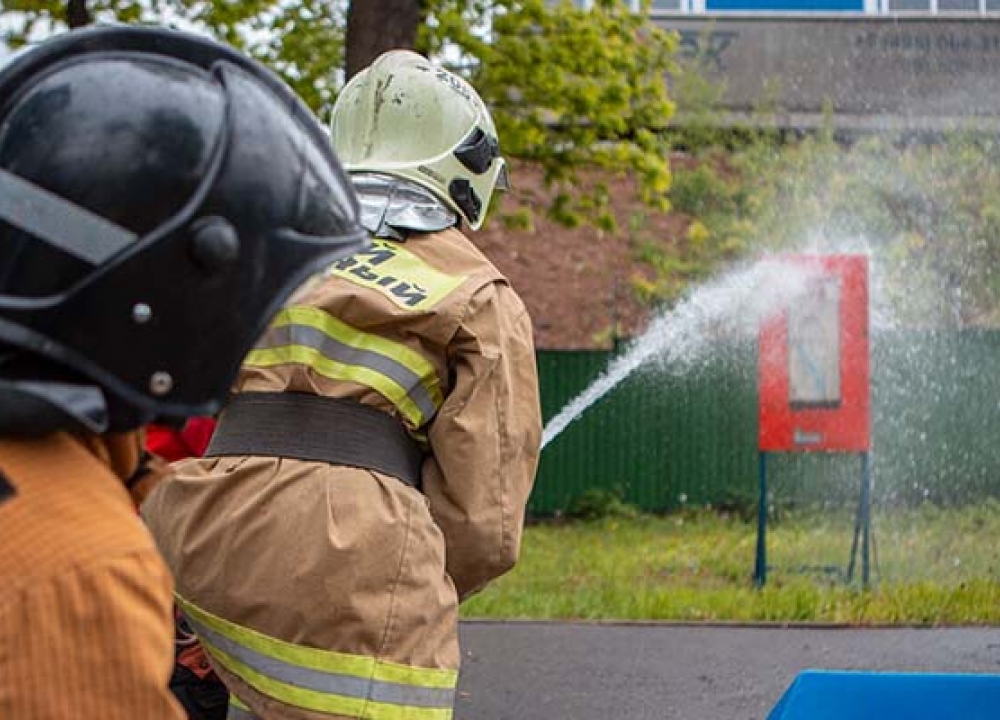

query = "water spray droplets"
[{"left": 541, "top": 258, "right": 829, "bottom": 449}]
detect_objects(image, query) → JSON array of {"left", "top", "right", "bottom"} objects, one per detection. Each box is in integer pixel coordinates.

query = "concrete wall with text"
[{"left": 660, "top": 18, "right": 1000, "bottom": 131}]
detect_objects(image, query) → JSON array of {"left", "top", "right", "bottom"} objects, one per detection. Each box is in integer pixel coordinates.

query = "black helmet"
[{"left": 0, "top": 25, "right": 369, "bottom": 435}]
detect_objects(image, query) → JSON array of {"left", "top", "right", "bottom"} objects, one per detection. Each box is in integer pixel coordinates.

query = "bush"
[{"left": 566, "top": 487, "right": 639, "bottom": 521}]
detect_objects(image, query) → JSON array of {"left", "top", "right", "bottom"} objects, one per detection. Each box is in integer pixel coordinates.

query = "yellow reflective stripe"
[
  {"left": 208, "top": 640, "right": 452, "bottom": 720},
  {"left": 179, "top": 596, "right": 370, "bottom": 679},
  {"left": 254, "top": 325, "right": 440, "bottom": 423},
  {"left": 177, "top": 596, "right": 458, "bottom": 688},
  {"left": 178, "top": 596, "right": 456, "bottom": 720},
  {"left": 278, "top": 306, "right": 441, "bottom": 406},
  {"left": 244, "top": 345, "right": 425, "bottom": 428},
  {"left": 245, "top": 305, "right": 443, "bottom": 427},
  {"left": 227, "top": 695, "right": 257, "bottom": 720},
  {"left": 374, "top": 662, "right": 457, "bottom": 690},
  {"left": 328, "top": 240, "right": 466, "bottom": 311}
]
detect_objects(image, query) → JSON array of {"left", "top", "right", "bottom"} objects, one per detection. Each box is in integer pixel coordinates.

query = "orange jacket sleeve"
[{"left": 0, "top": 434, "right": 183, "bottom": 720}]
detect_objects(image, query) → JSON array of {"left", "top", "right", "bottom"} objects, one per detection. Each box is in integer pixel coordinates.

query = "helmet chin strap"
[{"left": 0, "top": 379, "right": 109, "bottom": 436}]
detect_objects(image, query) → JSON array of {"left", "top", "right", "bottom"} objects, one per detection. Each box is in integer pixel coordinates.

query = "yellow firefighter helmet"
[{"left": 330, "top": 50, "right": 507, "bottom": 231}]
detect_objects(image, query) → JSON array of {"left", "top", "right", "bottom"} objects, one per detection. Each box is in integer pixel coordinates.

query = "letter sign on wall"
[{"left": 759, "top": 255, "right": 870, "bottom": 452}]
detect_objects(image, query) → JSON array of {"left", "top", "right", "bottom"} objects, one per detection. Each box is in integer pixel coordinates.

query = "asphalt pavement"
[{"left": 455, "top": 621, "right": 1000, "bottom": 720}]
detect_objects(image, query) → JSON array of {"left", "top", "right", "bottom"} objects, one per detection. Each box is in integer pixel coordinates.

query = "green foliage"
[
  {"left": 500, "top": 207, "right": 535, "bottom": 232},
  {"left": 3, "top": 0, "right": 347, "bottom": 116},
  {"left": 4, "top": 0, "right": 677, "bottom": 229},
  {"left": 626, "top": 160, "right": 747, "bottom": 306},
  {"left": 716, "top": 131, "right": 1000, "bottom": 327},
  {"left": 420, "top": 0, "right": 677, "bottom": 228},
  {"left": 247, "top": 0, "right": 347, "bottom": 114},
  {"left": 714, "top": 486, "right": 759, "bottom": 523},
  {"left": 659, "top": 50, "right": 1000, "bottom": 325},
  {"left": 566, "top": 487, "right": 638, "bottom": 521},
  {"left": 462, "top": 509, "right": 1000, "bottom": 622}
]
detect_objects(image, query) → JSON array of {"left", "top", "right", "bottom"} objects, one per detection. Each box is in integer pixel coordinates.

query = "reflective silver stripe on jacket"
[
  {"left": 256, "top": 323, "right": 439, "bottom": 423},
  {"left": 187, "top": 614, "right": 456, "bottom": 710}
]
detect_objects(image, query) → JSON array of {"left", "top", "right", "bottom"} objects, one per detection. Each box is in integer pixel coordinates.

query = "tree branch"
[{"left": 66, "top": 0, "right": 92, "bottom": 29}]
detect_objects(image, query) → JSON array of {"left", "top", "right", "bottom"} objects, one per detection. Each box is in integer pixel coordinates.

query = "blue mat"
[{"left": 769, "top": 669, "right": 1000, "bottom": 720}]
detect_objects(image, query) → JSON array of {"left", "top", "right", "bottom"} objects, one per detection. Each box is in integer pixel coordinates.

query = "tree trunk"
[
  {"left": 66, "top": 0, "right": 92, "bottom": 28},
  {"left": 345, "top": 0, "right": 421, "bottom": 80}
]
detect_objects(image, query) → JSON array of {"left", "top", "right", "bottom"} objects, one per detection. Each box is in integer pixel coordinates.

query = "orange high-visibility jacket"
[
  {"left": 143, "top": 227, "right": 542, "bottom": 720},
  {"left": 0, "top": 432, "right": 183, "bottom": 719}
]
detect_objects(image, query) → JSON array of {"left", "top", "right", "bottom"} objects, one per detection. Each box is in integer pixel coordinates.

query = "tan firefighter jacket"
[{"left": 142, "top": 227, "right": 542, "bottom": 720}]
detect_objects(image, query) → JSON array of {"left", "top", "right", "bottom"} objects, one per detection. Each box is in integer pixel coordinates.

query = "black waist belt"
[{"left": 205, "top": 392, "right": 424, "bottom": 488}]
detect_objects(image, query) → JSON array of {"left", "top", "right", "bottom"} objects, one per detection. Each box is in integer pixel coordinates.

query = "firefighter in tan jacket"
[{"left": 142, "top": 50, "right": 542, "bottom": 720}]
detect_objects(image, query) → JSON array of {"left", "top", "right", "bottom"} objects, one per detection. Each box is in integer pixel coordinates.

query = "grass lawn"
[{"left": 461, "top": 503, "right": 1000, "bottom": 624}]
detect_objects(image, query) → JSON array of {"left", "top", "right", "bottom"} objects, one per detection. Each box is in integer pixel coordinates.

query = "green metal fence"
[{"left": 532, "top": 330, "right": 1000, "bottom": 515}]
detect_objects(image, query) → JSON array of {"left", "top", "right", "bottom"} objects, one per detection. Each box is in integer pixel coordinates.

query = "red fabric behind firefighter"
[{"left": 145, "top": 418, "right": 217, "bottom": 463}]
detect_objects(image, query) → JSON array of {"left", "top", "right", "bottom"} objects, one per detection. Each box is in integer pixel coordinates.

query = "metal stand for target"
[
  {"left": 846, "top": 451, "right": 873, "bottom": 586},
  {"left": 754, "top": 450, "right": 872, "bottom": 588}
]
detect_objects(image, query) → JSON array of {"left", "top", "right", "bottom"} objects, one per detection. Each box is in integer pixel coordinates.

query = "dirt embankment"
[{"left": 469, "top": 161, "right": 691, "bottom": 350}]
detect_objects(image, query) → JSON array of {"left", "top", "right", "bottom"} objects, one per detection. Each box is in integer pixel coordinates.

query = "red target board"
[{"left": 758, "top": 255, "right": 870, "bottom": 452}]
